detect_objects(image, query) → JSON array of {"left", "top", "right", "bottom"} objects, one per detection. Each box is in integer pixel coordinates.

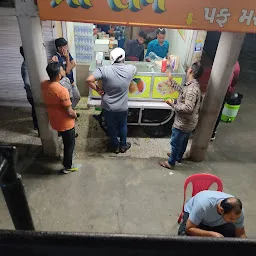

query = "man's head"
[
  {"left": 187, "top": 62, "right": 204, "bottom": 80},
  {"left": 55, "top": 37, "right": 68, "bottom": 55},
  {"left": 156, "top": 28, "right": 166, "bottom": 44},
  {"left": 46, "top": 62, "right": 63, "bottom": 82},
  {"left": 137, "top": 30, "right": 147, "bottom": 45},
  {"left": 20, "top": 46, "right": 25, "bottom": 59},
  {"left": 218, "top": 197, "right": 243, "bottom": 223},
  {"left": 110, "top": 47, "right": 125, "bottom": 65}
]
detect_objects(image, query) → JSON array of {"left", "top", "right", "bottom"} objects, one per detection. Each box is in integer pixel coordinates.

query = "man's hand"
[
  {"left": 86, "top": 74, "right": 104, "bottom": 96},
  {"left": 166, "top": 70, "right": 172, "bottom": 81},
  {"left": 96, "top": 87, "right": 104, "bottom": 96},
  {"left": 65, "top": 105, "right": 77, "bottom": 119},
  {"left": 165, "top": 98, "right": 174, "bottom": 106},
  {"left": 63, "top": 49, "right": 69, "bottom": 59},
  {"left": 51, "top": 56, "right": 58, "bottom": 62},
  {"left": 210, "top": 232, "right": 224, "bottom": 238},
  {"left": 186, "top": 218, "right": 223, "bottom": 238},
  {"left": 108, "top": 28, "right": 115, "bottom": 35},
  {"left": 235, "top": 227, "right": 247, "bottom": 238}
]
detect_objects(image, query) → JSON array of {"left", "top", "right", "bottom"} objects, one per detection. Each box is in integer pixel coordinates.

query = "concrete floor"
[{"left": 0, "top": 81, "right": 256, "bottom": 237}]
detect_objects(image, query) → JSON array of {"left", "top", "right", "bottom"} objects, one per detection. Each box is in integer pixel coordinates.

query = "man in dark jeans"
[
  {"left": 159, "top": 62, "right": 204, "bottom": 170},
  {"left": 42, "top": 62, "right": 78, "bottom": 174},
  {"left": 178, "top": 191, "right": 247, "bottom": 238},
  {"left": 86, "top": 48, "right": 136, "bottom": 153},
  {"left": 20, "top": 46, "right": 39, "bottom": 133}
]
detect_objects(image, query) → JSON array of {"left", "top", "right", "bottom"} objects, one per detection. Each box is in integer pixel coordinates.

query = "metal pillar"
[
  {"left": 190, "top": 32, "right": 245, "bottom": 161},
  {"left": 0, "top": 146, "right": 34, "bottom": 230},
  {"left": 15, "top": 0, "right": 59, "bottom": 156}
]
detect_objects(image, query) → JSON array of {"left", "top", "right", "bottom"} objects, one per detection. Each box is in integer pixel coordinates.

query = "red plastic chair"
[{"left": 178, "top": 173, "right": 223, "bottom": 224}]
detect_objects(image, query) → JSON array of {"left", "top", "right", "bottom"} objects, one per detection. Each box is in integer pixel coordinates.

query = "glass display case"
[{"left": 89, "top": 61, "right": 186, "bottom": 101}]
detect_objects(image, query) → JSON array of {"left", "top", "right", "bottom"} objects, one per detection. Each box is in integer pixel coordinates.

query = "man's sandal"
[{"left": 158, "top": 161, "right": 175, "bottom": 170}]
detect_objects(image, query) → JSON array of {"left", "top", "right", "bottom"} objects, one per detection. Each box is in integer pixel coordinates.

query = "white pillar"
[
  {"left": 190, "top": 32, "right": 245, "bottom": 162},
  {"left": 15, "top": 0, "right": 59, "bottom": 156}
]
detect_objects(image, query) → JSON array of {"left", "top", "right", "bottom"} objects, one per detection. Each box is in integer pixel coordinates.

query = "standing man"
[
  {"left": 52, "top": 38, "right": 81, "bottom": 109},
  {"left": 109, "top": 26, "right": 126, "bottom": 49},
  {"left": 125, "top": 30, "right": 147, "bottom": 61},
  {"left": 211, "top": 61, "right": 240, "bottom": 140},
  {"left": 42, "top": 62, "right": 78, "bottom": 174},
  {"left": 145, "top": 28, "right": 169, "bottom": 60},
  {"left": 178, "top": 191, "right": 246, "bottom": 238},
  {"left": 20, "top": 46, "right": 39, "bottom": 133},
  {"left": 86, "top": 48, "right": 136, "bottom": 154},
  {"left": 97, "top": 24, "right": 111, "bottom": 34},
  {"left": 159, "top": 62, "right": 204, "bottom": 169}
]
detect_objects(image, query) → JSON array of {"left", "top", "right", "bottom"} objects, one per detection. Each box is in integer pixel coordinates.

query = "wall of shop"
[
  {"left": 166, "top": 29, "right": 194, "bottom": 69},
  {"left": 0, "top": 13, "right": 56, "bottom": 106}
]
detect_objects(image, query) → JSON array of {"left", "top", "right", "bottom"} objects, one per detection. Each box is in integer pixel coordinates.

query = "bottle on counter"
[{"left": 161, "top": 58, "right": 167, "bottom": 73}]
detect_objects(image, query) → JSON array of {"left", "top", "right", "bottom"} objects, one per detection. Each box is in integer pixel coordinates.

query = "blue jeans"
[
  {"left": 104, "top": 110, "right": 128, "bottom": 148},
  {"left": 118, "top": 38, "right": 125, "bottom": 49},
  {"left": 168, "top": 127, "right": 190, "bottom": 166},
  {"left": 71, "top": 84, "right": 81, "bottom": 109}
]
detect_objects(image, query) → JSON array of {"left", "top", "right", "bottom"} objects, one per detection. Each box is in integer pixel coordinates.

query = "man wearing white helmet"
[{"left": 86, "top": 48, "right": 136, "bottom": 153}]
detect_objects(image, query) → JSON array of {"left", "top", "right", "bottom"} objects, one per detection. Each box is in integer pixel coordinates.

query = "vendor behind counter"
[
  {"left": 145, "top": 28, "right": 169, "bottom": 60},
  {"left": 97, "top": 24, "right": 111, "bottom": 34},
  {"left": 125, "top": 30, "right": 147, "bottom": 62}
]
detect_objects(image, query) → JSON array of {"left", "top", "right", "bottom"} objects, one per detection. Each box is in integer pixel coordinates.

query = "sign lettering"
[
  {"left": 39, "top": 0, "right": 256, "bottom": 34},
  {"left": 51, "top": 0, "right": 166, "bottom": 13},
  {"left": 51, "top": 0, "right": 93, "bottom": 9}
]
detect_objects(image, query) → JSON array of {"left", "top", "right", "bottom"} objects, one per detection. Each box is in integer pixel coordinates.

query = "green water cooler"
[{"left": 221, "top": 93, "right": 243, "bottom": 123}]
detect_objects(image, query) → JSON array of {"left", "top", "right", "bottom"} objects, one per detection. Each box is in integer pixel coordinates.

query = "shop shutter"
[{"left": 0, "top": 16, "right": 55, "bottom": 106}]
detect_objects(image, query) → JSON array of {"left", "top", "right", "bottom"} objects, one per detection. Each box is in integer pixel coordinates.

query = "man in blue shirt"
[
  {"left": 52, "top": 38, "right": 81, "bottom": 109},
  {"left": 145, "top": 28, "right": 169, "bottom": 60},
  {"left": 178, "top": 191, "right": 247, "bottom": 238}
]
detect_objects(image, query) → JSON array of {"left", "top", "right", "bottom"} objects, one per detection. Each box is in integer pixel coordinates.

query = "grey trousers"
[{"left": 71, "top": 84, "right": 81, "bottom": 109}]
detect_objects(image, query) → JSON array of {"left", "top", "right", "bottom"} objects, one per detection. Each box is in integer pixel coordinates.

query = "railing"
[{"left": 0, "top": 145, "right": 34, "bottom": 231}]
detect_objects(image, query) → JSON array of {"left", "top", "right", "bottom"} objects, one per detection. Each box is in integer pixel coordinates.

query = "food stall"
[
  {"left": 88, "top": 60, "right": 186, "bottom": 136},
  {"left": 37, "top": 0, "right": 251, "bottom": 138}
]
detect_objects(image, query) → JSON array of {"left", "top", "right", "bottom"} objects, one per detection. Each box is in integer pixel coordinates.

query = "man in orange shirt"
[{"left": 42, "top": 62, "right": 78, "bottom": 174}]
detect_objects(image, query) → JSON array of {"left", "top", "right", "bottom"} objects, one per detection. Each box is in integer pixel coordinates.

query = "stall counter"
[{"left": 89, "top": 60, "right": 186, "bottom": 102}]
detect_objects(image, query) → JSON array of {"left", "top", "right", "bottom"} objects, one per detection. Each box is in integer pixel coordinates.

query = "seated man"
[
  {"left": 178, "top": 190, "right": 246, "bottom": 238},
  {"left": 125, "top": 30, "right": 147, "bottom": 61}
]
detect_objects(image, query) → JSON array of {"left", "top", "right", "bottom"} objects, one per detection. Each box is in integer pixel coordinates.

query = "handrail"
[{"left": 0, "top": 145, "right": 34, "bottom": 231}]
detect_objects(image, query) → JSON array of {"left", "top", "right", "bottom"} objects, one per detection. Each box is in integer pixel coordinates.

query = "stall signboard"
[
  {"left": 128, "top": 76, "right": 151, "bottom": 99},
  {"left": 38, "top": 0, "right": 256, "bottom": 33},
  {"left": 92, "top": 76, "right": 152, "bottom": 99},
  {"left": 152, "top": 77, "right": 181, "bottom": 100}
]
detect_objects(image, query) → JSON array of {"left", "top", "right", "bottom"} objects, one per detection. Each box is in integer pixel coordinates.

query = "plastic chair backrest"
[{"left": 182, "top": 173, "right": 223, "bottom": 212}]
